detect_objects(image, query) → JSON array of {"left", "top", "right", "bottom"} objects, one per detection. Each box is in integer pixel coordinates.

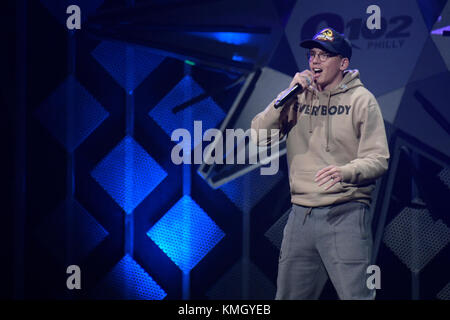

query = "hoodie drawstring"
[
  {"left": 326, "top": 92, "right": 332, "bottom": 152},
  {"left": 309, "top": 90, "right": 314, "bottom": 134}
]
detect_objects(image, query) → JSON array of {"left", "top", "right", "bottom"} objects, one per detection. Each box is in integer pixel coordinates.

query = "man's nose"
[{"left": 311, "top": 55, "right": 321, "bottom": 63}]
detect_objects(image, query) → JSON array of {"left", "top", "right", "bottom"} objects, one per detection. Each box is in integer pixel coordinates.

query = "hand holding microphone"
[{"left": 274, "top": 70, "right": 315, "bottom": 109}]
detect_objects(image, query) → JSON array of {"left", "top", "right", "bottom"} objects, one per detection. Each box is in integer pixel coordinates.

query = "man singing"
[{"left": 251, "top": 28, "right": 390, "bottom": 299}]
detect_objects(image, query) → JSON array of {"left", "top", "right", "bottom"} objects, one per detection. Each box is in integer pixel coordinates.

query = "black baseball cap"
[{"left": 300, "top": 28, "right": 352, "bottom": 60}]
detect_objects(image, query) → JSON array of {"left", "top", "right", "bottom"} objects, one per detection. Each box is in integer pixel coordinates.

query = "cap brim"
[{"left": 299, "top": 40, "right": 339, "bottom": 54}]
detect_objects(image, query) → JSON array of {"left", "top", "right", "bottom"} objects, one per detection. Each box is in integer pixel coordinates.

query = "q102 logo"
[{"left": 301, "top": 13, "right": 412, "bottom": 50}]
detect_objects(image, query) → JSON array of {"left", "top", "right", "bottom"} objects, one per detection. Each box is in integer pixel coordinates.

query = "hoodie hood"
[
  {"left": 305, "top": 69, "right": 363, "bottom": 97},
  {"left": 328, "top": 69, "right": 363, "bottom": 95}
]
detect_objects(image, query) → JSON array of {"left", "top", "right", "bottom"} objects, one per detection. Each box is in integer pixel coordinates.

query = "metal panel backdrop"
[{"left": 9, "top": 0, "right": 450, "bottom": 300}]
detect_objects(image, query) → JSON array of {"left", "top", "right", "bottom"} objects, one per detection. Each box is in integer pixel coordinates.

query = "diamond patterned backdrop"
[
  {"left": 35, "top": 75, "right": 109, "bottom": 152},
  {"left": 34, "top": 199, "right": 109, "bottom": 264},
  {"left": 437, "top": 282, "right": 450, "bottom": 300},
  {"left": 220, "top": 168, "right": 284, "bottom": 214},
  {"left": 206, "top": 259, "right": 276, "bottom": 300},
  {"left": 92, "top": 41, "right": 165, "bottom": 93},
  {"left": 264, "top": 208, "right": 290, "bottom": 250},
  {"left": 149, "top": 75, "right": 226, "bottom": 148},
  {"left": 383, "top": 207, "right": 450, "bottom": 272},
  {"left": 92, "top": 254, "right": 167, "bottom": 300},
  {"left": 19, "top": 0, "right": 450, "bottom": 300},
  {"left": 147, "top": 195, "right": 225, "bottom": 274},
  {"left": 91, "top": 136, "right": 167, "bottom": 214}
]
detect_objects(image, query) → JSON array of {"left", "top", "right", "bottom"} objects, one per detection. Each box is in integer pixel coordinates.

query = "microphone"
[{"left": 274, "top": 83, "right": 304, "bottom": 109}]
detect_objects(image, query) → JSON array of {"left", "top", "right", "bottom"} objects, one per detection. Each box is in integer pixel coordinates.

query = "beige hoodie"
[{"left": 251, "top": 69, "right": 390, "bottom": 207}]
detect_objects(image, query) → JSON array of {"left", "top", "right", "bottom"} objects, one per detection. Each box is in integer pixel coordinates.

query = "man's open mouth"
[{"left": 313, "top": 68, "right": 323, "bottom": 74}]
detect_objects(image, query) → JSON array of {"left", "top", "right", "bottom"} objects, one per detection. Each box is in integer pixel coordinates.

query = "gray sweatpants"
[{"left": 275, "top": 201, "right": 376, "bottom": 300}]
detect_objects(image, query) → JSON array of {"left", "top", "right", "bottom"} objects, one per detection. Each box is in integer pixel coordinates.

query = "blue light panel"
[
  {"left": 220, "top": 168, "right": 284, "bottom": 213},
  {"left": 147, "top": 195, "right": 225, "bottom": 274},
  {"left": 92, "top": 41, "right": 165, "bottom": 92},
  {"left": 35, "top": 75, "right": 109, "bottom": 152},
  {"left": 91, "top": 136, "right": 167, "bottom": 214},
  {"left": 148, "top": 75, "right": 225, "bottom": 149},
  {"left": 188, "top": 32, "right": 252, "bottom": 45},
  {"left": 94, "top": 254, "right": 167, "bottom": 300}
]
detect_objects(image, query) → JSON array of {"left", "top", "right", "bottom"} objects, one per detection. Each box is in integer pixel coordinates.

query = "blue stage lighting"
[
  {"left": 220, "top": 168, "right": 284, "bottom": 213},
  {"left": 35, "top": 75, "right": 109, "bottom": 152},
  {"left": 91, "top": 136, "right": 167, "bottom": 214},
  {"left": 94, "top": 254, "right": 167, "bottom": 300},
  {"left": 92, "top": 41, "right": 165, "bottom": 92},
  {"left": 189, "top": 32, "right": 252, "bottom": 45},
  {"left": 149, "top": 75, "right": 225, "bottom": 149},
  {"left": 147, "top": 195, "right": 225, "bottom": 274}
]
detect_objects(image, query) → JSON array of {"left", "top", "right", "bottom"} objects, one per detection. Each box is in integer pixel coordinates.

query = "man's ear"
[{"left": 340, "top": 57, "right": 349, "bottom": 71}]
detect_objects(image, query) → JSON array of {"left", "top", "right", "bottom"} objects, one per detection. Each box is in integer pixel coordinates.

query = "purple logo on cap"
[{"left": 314, "top": 28, "right": 335, "bottom": 42}]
